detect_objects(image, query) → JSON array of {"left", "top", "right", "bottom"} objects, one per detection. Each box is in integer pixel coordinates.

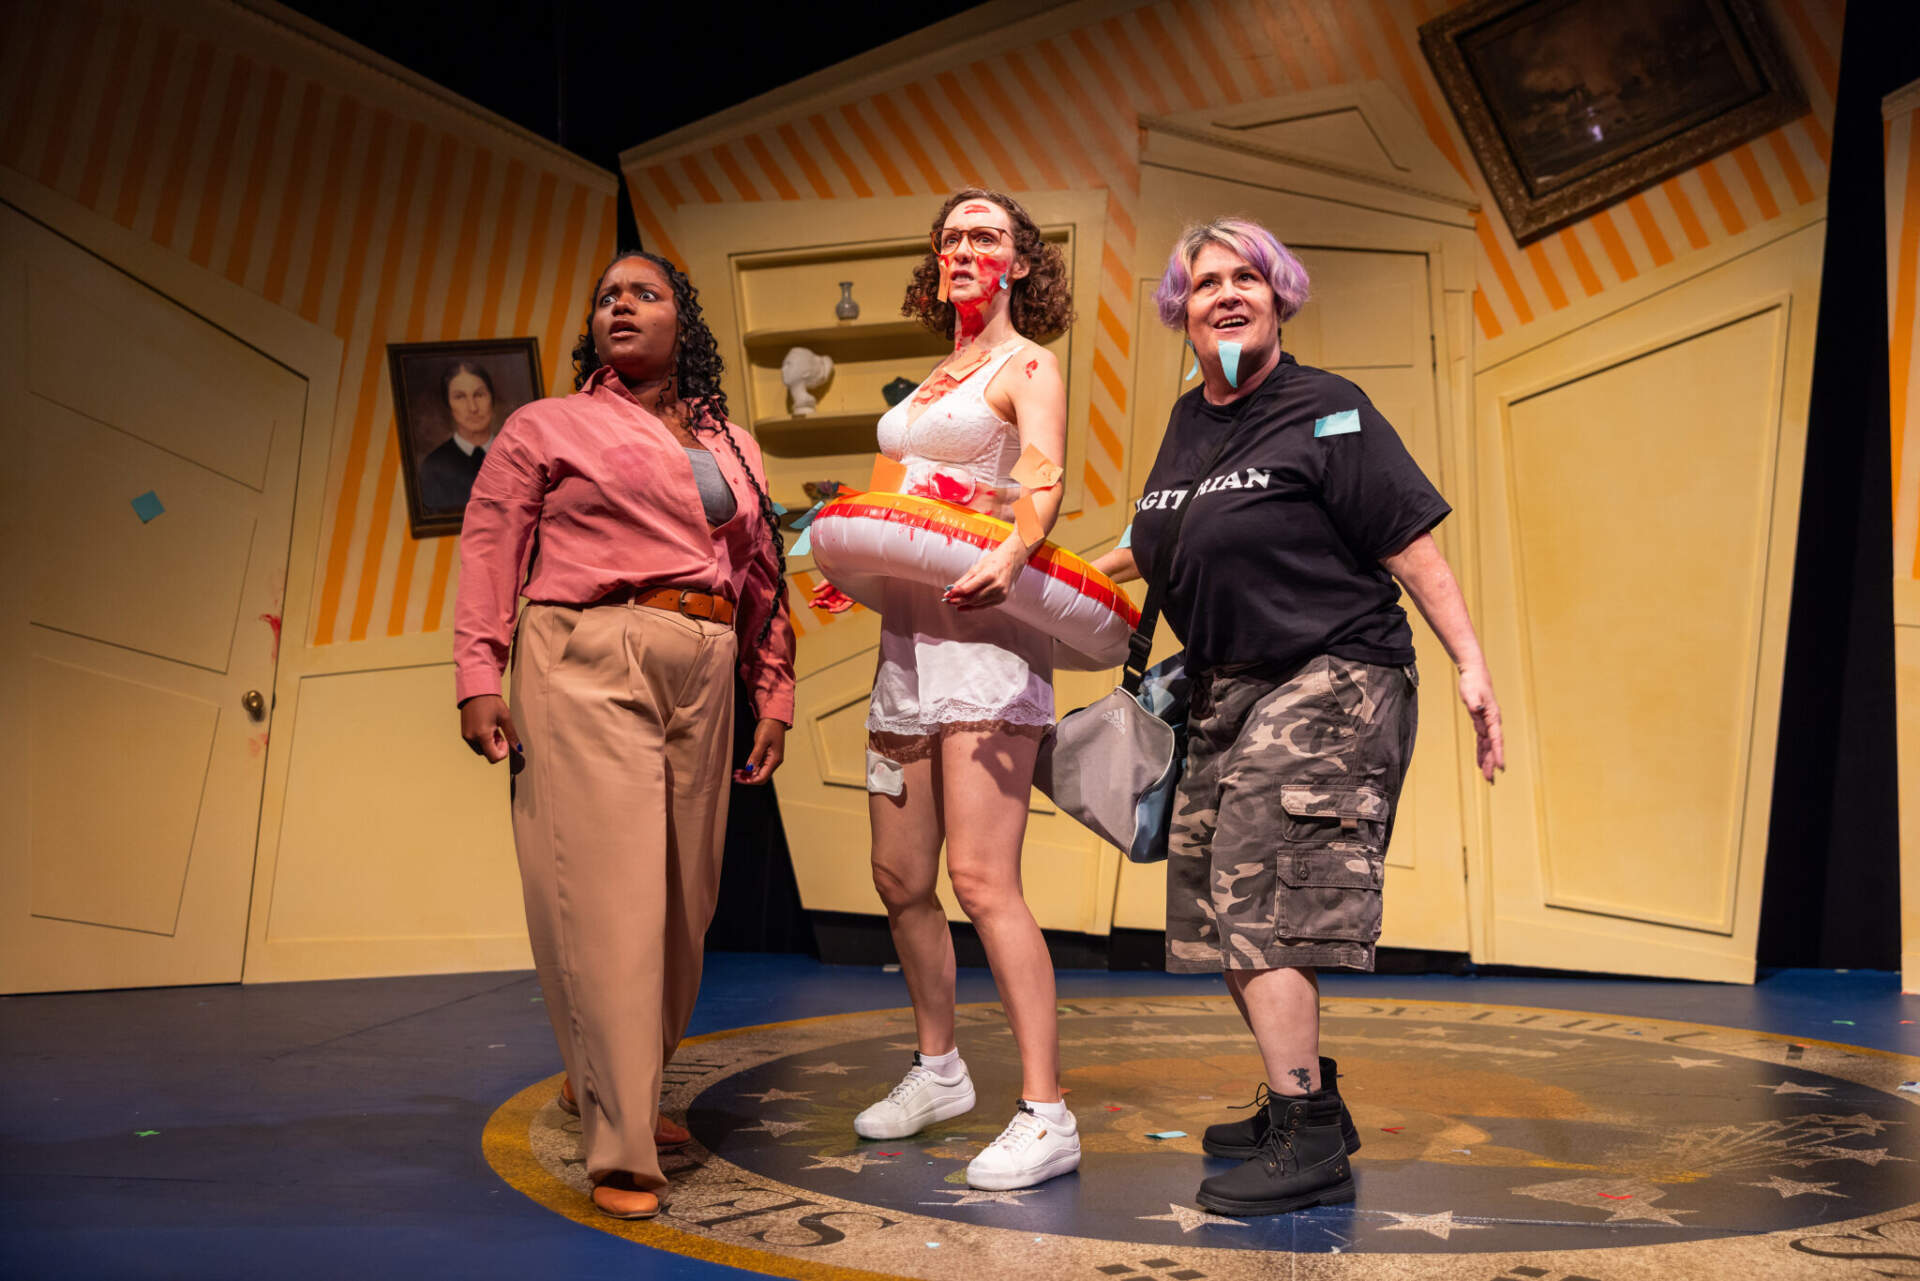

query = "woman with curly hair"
[
  {"left": 453, "top": 250, "right": 794, "bottom": 1220},
  {"left": 820, "top": 189, "right": 1080, "bottom": 1190}
]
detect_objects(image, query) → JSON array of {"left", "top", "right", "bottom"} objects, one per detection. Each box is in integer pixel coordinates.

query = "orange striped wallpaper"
[
  {"left": 625, "top": 0, "right": 1844, "bottom": 515},
  {"left": 0, "top": 0, "right": 618, "bottom": 646},
  {"left": 1889, "top": 94, "right": 1920, "bottom": 579}
]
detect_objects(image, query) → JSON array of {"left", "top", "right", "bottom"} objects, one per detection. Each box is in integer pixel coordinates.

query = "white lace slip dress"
[{"left": 865, "top": 340, "right": 1053, "bottom": 751}]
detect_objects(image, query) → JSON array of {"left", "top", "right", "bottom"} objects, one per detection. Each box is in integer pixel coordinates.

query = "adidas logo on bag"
[{"left": 1102, "top": 707, "right": 1128, "bottom": 730}]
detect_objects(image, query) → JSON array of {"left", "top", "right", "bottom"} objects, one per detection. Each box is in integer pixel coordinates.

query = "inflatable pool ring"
[{"left": 807, "top": 491, "right": 1139, "bottom": 671}]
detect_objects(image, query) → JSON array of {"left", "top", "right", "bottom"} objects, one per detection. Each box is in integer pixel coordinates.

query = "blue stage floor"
[{"left": 3, "top": 958, "right": 1917, "bottom": 1280}]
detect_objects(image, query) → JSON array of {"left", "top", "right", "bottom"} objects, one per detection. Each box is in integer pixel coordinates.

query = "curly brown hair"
[{"left": 900, "top": 189, "right": 1074, "bottom": 341}]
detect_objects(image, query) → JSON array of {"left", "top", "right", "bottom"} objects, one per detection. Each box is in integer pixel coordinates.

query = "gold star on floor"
[
  {"left": 741, "top": 1119, "right": 813, "bottom": 1137},
  {"left": 1745, "top": 1175, "right": 1845, "bottom": 1198},
  {"left": 1662, "top": 1056, "right": 1723, "bottom": 1069},
  {"left": 801, "top": 1151, "right": 893, "bottom": 1173},
  {"left": 1800, "top": 1144, "right": 1910, "bottom": 1165},
  {"left": 925, "top": 1187, "right": 1038, "bottom": 1207},
  {"left": 1513, "top": 1177, "right": 1698, "bottom": 1226},
  {"left": 1136, "top": 1202, "right": 1250, "bottom": 1233},
  {"left": 1819, "top": 1113, "right": 1897, "bottom": 1135},
  {"left": 1600, "top": 1200, "right": 1697, "bottom": 1226},
  {"left": 738, "top": 1088, "right": 813, "bottom": 1103},
  {"left": 798, "top": 1061, "right": 858, "bottom": 1076},
  {"left": 1378, "top": 1210, "right": 1488, "bottom": 1240},
  {"left": 1754, "top": 1080, "right": 1833, "bottom": 1096}
]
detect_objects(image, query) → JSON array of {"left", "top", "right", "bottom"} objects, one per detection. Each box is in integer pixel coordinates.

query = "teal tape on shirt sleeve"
[
  {"left": 1313, "top": 409, "right": 1362, "bottom": 437},
  {"left": 1117, "top": 522, "right": 1133, "bottom": 550}
]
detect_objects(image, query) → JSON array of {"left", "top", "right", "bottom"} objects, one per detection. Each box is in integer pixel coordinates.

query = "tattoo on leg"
[{"left": 1288, "top": 1066, "right": 1313, "bottom": 1093}]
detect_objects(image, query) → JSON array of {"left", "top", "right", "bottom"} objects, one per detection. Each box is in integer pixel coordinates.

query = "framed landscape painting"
[{"left": 1420, "top": 0, "right": 1807, "bottom": 245}]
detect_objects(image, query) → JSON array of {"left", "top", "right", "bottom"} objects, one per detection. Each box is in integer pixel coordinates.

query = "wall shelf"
[
  {"left": 742, "top": 320, "right": 946, "bottom": 363},
  {"left": 755, "top": 412, "right": 886, "bottom": 458}
]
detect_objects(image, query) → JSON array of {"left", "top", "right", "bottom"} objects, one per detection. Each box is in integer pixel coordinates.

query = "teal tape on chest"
[
  {"left": 1314, "top": 409, "right": 1361, "bottom": 437},
  {"left": 1219, "top": 341, "right": 1242, "bottom": 388}
]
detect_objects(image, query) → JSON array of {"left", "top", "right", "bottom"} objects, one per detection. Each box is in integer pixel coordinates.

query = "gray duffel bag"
[
  {"left": 1034, "top": 650, "right": 1189, "bottom": 863},
  {"left": 1036, "top": 417, "right": 1238, "bottom": 863}
]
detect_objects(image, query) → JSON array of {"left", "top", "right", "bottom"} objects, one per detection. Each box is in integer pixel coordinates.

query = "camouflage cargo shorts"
[{"left": 1165, "top": 654, "right": 1418, "bottom": 974}]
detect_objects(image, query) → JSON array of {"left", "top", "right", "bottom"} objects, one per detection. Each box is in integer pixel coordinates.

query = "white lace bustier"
[{"left": 875, "top": 341, "right": 1025, "bottom": 518}]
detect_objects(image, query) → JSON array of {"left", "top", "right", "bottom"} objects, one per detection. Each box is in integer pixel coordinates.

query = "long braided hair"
[{"left": 572, "top": 250, "right": 788, "bottom": 647}]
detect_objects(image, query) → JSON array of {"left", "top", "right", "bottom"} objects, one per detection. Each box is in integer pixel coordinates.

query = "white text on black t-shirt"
[{"left": 1136, "top": 468, "right": 1274, "bottom": 511}]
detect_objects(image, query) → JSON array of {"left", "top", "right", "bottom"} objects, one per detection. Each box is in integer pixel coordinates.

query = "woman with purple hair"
[{"left": 1093, "top": 218, "right": 1503, "bottom": 1216}]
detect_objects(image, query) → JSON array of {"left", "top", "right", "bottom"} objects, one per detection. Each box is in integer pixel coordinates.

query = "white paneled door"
[{"left": 0, "top": 201, "right": 307, "bottom": 992}]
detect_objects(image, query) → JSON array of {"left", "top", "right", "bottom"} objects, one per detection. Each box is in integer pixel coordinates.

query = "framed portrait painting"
[
  {"left": 1420, "top": 0, "right": 1807, "bottom": 246},
  {"left": 388, "top": 337, "right": 544, "bottom": 537}
]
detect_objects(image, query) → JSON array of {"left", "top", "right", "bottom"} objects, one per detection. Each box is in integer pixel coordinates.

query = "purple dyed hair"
[{"left": 1153, "top": 218, "right": 1310, "bottom": 331}]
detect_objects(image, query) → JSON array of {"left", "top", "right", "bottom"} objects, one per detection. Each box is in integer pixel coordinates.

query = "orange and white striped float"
[{"left": 808, "top": 490, "right": 1139, "bottom": 671}]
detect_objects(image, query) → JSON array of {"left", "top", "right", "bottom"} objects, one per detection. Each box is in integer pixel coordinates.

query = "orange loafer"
[
  {"left": 590, "top": 1180, "right": 664, "bottom": 1220},
  {"left": 654, "top": 1113, "right": 692, "bottom": 1149},
  {"left": 558, "top": 1078, "right": 693, "bottom": 1150}
]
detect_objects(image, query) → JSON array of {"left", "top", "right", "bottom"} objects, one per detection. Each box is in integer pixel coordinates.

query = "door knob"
[{"left": 243, "top": 689, "right": 266, "bottom": 720}]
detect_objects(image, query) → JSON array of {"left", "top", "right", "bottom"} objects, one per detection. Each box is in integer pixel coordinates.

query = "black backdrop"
[{"left": 1756, "top": 0, "right": 1916, "bottom": 970}]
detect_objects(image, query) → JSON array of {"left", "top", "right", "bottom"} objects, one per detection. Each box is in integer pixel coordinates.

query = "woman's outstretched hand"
[
  {"left": 809, "top": 580, "right": 855, "bottom": 614},
  {"left": 735, "top": 718, "right": 787, "bottom": 784},
  {"left": 460, "top": 694, "right": 521, "bottom": 764}
]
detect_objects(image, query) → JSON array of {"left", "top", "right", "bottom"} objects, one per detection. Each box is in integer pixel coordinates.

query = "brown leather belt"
[{"left": 589, "top": 585, "right": 735, "bottom": 625}]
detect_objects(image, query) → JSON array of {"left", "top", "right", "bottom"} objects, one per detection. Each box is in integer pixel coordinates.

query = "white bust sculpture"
[{"left": 781, "top": 346, "right": 834, "bottom": 417}]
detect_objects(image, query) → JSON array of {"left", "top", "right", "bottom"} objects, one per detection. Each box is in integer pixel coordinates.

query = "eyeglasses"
[{"left": 934, "top": 226, "right": 1012, "bottom": 255}]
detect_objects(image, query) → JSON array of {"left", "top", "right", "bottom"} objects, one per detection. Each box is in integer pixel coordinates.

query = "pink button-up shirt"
[{"left": 453, "top": 367, "right": 796, "bottom": 724}]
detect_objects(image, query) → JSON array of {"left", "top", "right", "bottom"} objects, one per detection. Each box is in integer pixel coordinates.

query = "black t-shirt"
[{"left": 1129, "top": 352, "right": 1450, "bottom": 675}]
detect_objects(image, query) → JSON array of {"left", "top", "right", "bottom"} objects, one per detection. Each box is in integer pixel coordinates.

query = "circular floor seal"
[{"left": 484, "top": 995, "right": 1920, "bottom": 1279}]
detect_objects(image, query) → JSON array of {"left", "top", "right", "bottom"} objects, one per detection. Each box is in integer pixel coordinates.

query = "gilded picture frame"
[
  {"left": 388, "top": 337, "right": 544, "bottom": 538},
  {"left": 1419, "top": 0, "right": 1807, "bottom": 246}
]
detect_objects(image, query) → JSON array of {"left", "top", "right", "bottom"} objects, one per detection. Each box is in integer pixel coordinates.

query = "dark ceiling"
[{"left": 282, "top": 0, "right": 963, "bottom": 177}]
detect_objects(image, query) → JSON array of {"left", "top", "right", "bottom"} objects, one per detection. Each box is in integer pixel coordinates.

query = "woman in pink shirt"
[{"left": 454, "top": 251, "right": 795, "bottom": 1220}]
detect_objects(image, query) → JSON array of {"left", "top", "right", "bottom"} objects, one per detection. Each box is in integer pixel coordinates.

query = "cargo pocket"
[{"left": 1276, "top": 785, "right": 1388, "bottom": 942}]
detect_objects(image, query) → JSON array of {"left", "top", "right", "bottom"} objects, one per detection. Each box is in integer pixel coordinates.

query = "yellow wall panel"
[
  {"left": 1504, "top": 309, "right": 1788, "bottom": 934},
  {"left": 260, "top": 665, "right": 527, "bottom": 963}
]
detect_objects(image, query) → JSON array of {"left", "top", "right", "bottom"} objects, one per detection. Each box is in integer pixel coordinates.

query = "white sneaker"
[
  {"left": 853, "top": 1055, "right": 976, "bottom": 1140},
  {"left": 965, "top": 1102, "right": 1081, "bottom": 1189}
]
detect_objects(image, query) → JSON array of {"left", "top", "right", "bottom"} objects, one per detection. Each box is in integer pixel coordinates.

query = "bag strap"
[{"left": 1122, "top": 414, "right": 1245, "bottom": 693}]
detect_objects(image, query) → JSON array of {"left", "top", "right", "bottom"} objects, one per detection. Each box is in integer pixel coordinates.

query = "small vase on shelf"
[{"left": 834, "top": 281, "right": 860, "bottom": 321}]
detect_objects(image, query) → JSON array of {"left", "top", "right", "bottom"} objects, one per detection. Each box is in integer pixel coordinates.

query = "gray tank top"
[{"left": 686, "top": 448, "right": 737, "bottom": 526}]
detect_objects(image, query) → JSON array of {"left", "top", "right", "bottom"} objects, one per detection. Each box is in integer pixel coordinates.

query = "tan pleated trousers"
[{"left": 510, "top": 601, "right": 736, "bottom": 1191}]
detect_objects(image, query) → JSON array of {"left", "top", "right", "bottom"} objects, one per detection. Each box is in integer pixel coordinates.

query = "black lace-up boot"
[
  {"left": 1201, "top": 1056, "right": 1359, "bottom": 1159},
  {"left": 1195, "top": 1089, "right": 1355, "bottom": 1216}
]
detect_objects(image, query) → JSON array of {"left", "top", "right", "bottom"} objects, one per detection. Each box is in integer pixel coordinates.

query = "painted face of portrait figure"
[
  {"left": 446, "top": 368, "right": 495, "bottom": 443},
  {"left": 438, "top": 360, "right": 499, "bottom": 446}
]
